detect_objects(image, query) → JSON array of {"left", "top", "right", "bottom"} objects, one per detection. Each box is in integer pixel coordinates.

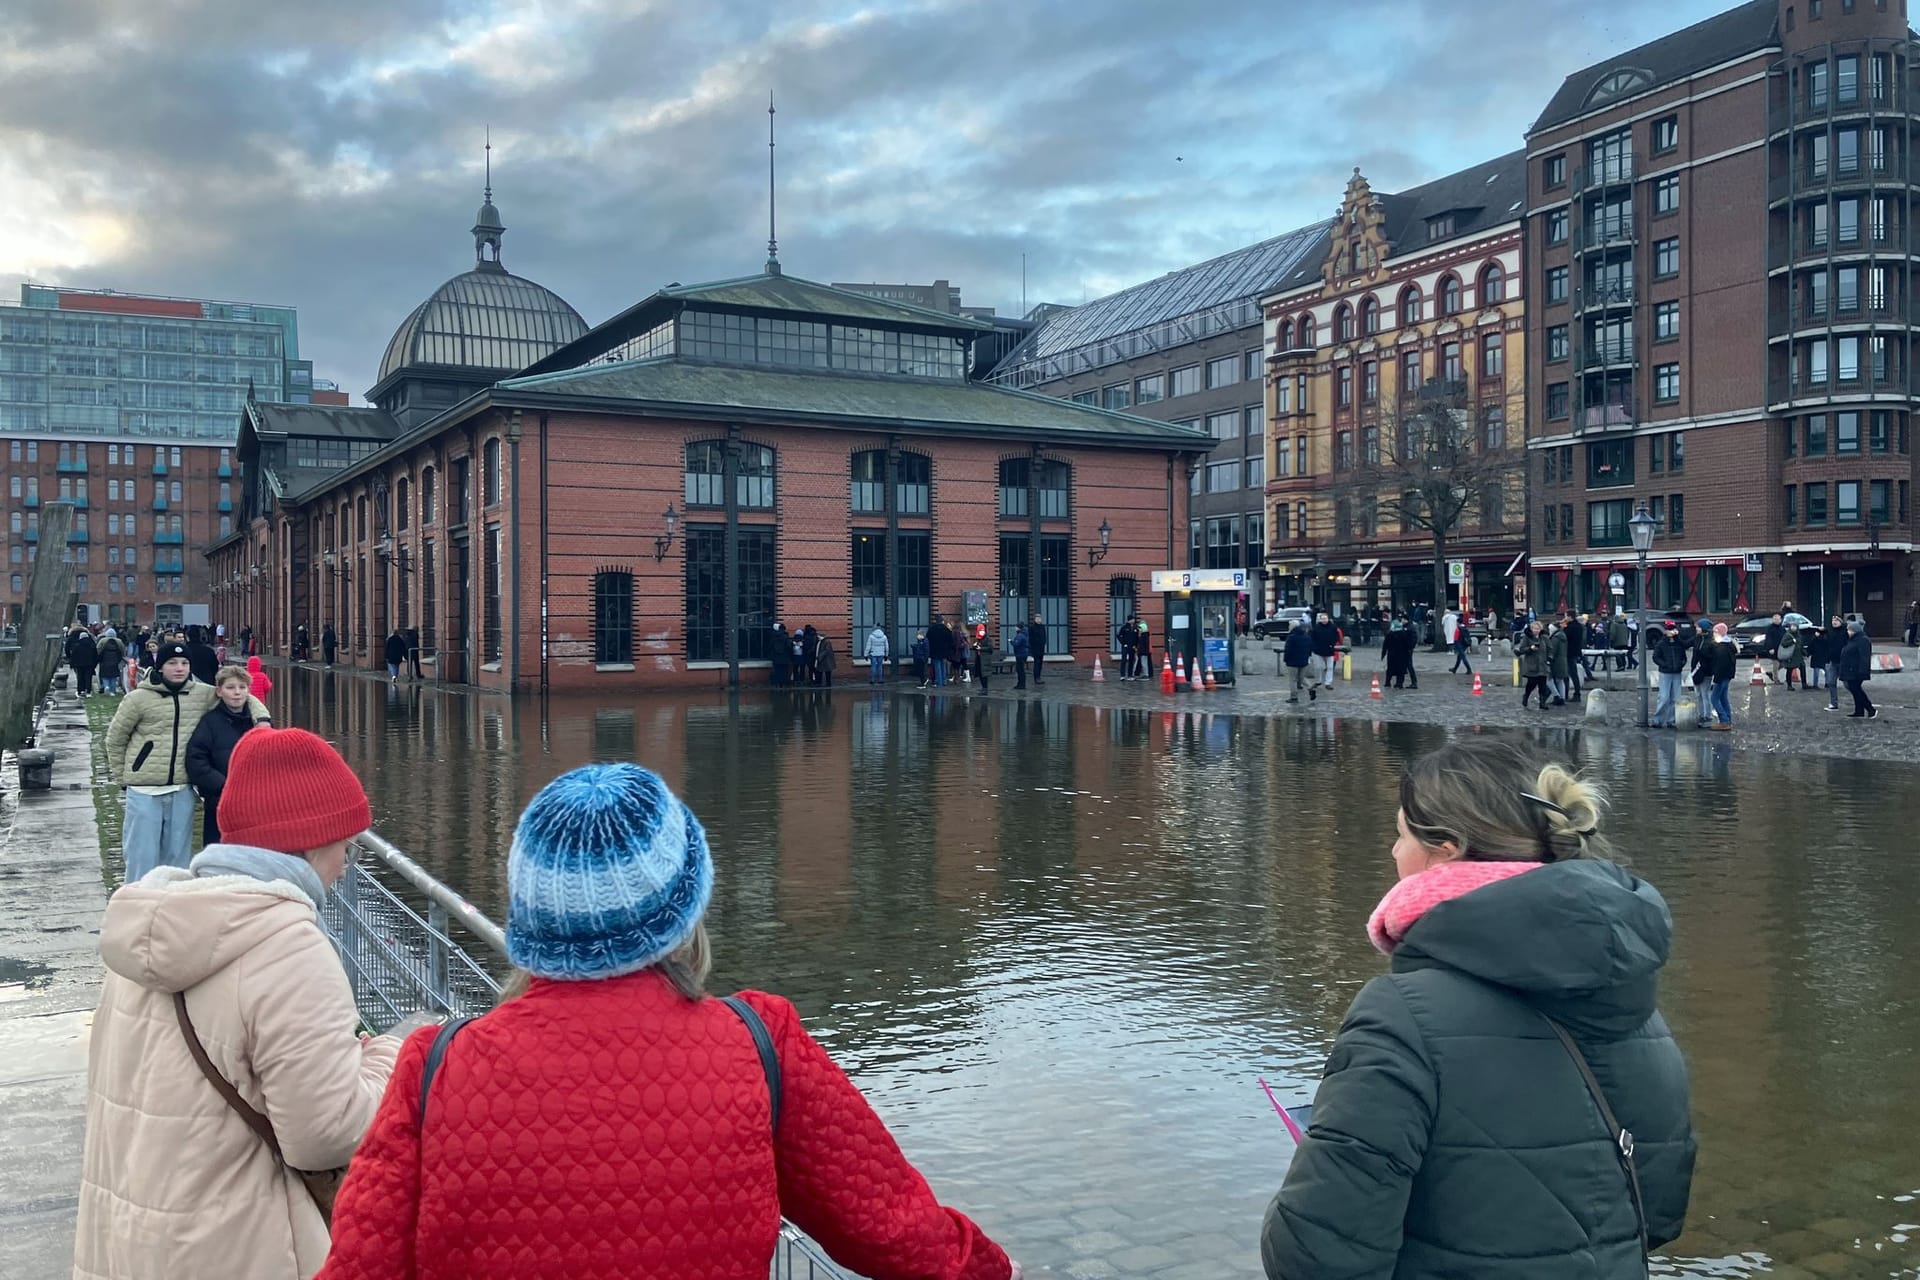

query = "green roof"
[
  {"left": 662, "top": 273, "right": 995, "bottom": 334},
  {"left": 497, "top": 357, "right": 1212, "bottom": 448}
]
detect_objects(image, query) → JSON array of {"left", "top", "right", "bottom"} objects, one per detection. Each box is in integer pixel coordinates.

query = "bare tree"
[{"left": 1323, "top": 379, "right": 1526, "bottom": 638}]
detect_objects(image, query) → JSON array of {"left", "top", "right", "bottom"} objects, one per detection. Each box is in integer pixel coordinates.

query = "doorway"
[{"left": 1839, "top": 569, "right": 1858, "bottom": 618}]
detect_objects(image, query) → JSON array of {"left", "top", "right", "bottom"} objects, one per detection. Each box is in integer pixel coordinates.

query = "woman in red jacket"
[{"left": 318, "top": 763, "right": 1019, "bottom": 1280}]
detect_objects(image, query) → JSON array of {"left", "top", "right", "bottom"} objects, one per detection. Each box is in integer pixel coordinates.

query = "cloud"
[{"left": 0, "top": 0, "right": 1730, "bottom": 398}]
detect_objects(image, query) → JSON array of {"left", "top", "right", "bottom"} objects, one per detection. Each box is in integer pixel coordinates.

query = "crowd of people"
[{"left": 69, "top": 724, "right": 1694, "bottom": 1279}]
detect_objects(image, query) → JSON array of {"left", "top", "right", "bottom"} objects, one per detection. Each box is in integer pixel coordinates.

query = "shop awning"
[{"left": 1504, "top": 551, "right": 1528, "bottom": 577}]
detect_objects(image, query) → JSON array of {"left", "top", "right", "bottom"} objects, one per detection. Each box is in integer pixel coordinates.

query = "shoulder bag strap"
[
  {"left": 1542, "top": 1015, "right": 1650, "bottom": 1265},
  {"left": 173, "top": 990, "right": 283, "bottom": 1162},
  {"left": 416, "top": 1015, "right": 477, "bottom": 1125},
  {"left": 720, "top": 995, "right": 782, "bottom": 1133}
]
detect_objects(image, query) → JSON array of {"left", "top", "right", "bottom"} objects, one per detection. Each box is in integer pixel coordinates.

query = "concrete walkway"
[{"left": 0, "top": 686, "right": 107, "bottom": 1279}]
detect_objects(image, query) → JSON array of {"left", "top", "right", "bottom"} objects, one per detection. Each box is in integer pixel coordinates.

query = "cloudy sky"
[{"left": 2, "top": 0, "right": 1735, "bottom": 398}]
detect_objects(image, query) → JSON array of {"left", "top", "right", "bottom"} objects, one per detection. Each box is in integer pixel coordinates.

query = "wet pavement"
[{"left": 0, "top": 688, "right": 106, "bottom": 1280}]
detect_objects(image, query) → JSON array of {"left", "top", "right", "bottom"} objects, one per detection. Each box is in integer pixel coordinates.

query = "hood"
[
  {"left": 99, "top": 866, "right": 319, "bottom": 993},
  {"left": 246, "top": 656, "right": 264, "bottom": 671},
  {"left": 1390, "top": 859, "right": 1673, "bottom": 1038}
]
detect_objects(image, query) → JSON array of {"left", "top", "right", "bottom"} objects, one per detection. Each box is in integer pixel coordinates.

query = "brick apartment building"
[
  {"left": 990, "top": 225, "right": 1329, "bottom": 620},
  {"left": 1263, "top": 157, "right": 1530, "bottom": 618},
  {"left": 1526, "top": 0, "right": 1920, "bottom": 633},
  {"left": 0, "top": 285, "right": 326, "bottom": 629},
  {"left": 214, "top": 202, "right": 1205, "bottom": 688}
]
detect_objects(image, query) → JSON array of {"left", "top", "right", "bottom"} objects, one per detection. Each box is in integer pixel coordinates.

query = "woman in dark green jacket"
[{"left": 1262, "top": 738, "right": 1695, "bottom": 1280}]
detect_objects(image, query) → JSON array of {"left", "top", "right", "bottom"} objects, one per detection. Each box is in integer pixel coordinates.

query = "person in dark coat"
[
  {"left": 1545, "top": 623, "right": 1571, "bottom": 705},
  {"left": 1283, "top": 623, "right": 1316, "bottom": 702},
  {"left": 1025, "top": 614, "right": 1048, "bottom": 687},
  {"left": 321, "top": 623, "right": 338, "bottom": 666},
  {"left": 1838, "top": 618, "right": 1878, "bottom": 718},
  {"left": 770, "top": 623, "right": 792, "bottom": 688},
  {"left": 97, "top": 628, "right": 126, "bottom": 696},
  {"left": 1309, "top": 613, "right": 1339, "bottom": 689},
  {"left": 67, "top": 625, "right": 100, "bottom": 695},
  {"left": 1821, "top": 614, "right": 1848, "bottom": 710},
  {"left": 799, "top": 625, "right": 821, "bottom": 686},
  {"left": 1705, "top": 622, "right": 1738, "bottom": 728},
  {"left": 1760, "top": 613, "right": 1785, "bottom": 683},
  {"left": 924, "top": 615, "right": 954, "bottom": 688},
  {"left": 1380, "top": 616, "right": 1418, "bottom": 691},
  {"left": 1010, "top": 625, "right": 1030, "bottom": 690},
  {"left": 1516, "top": 620, "right": 1549, "bottom": 708},
  {"left": 406, "top": 627, "right": 424, "bottom": 680},
  {"left": 184, "top": 628, "right": 220, "bottom": 686},
  {"left": 1262, "top": 738, "right": 1695, "bottom": 1280},
  {"left": 383, "top": 628, "right": 407, "bottom": 681},
  {"left": 184, "top": 664, "right": 272, "bottom": 844}
]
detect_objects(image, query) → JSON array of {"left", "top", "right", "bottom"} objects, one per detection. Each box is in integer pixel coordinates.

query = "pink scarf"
[{"left": 1367, "top": 860, "right": 1544, "bottom": 955}]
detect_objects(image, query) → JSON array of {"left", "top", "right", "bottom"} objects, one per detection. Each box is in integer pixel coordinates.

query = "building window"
[
  {"left": 896, "top": 452, "right": 930, "bottom": 514},
  {"left": 1398, "top": 286, "right": 1422, "bottom": 328},
  {"left": 1360, "top": 298, "right": 1380, "bottom": 335},
  {"left": 593, "top": 568, "right": 634, "bottom": 664},
  {"left": 1545, "top": 154, "right": 1567, "bottom": 188},
  {"left": 1806, "top": 413, "right": 1828, "bottom": 455},
  {"left": 1806, "top": 481, "right": 1828, "bottom": 525},
  {"left": 1548, "top": 324, "right": 1570, "bottom": 361},
  {"left": 685, "top": 442, "right": 725, "bottom": 509},
  {"left": 1588, "top": 499, "right": 1633, "bottom": 547},
  {"left": 1100, "top": 384, "right": 1130, "bottom": 411},
  {"left": 1333, "top": 304, "right": 1353, "bottom": 343},
  {"left": 851, "top": 450, "right": 886, "bottom": 513},
  {"left": 1544, "top": 503, "right": 1558, "bottom": 544},
  {"left": 1837, "top": 480, "right": 1861, "bottom": 525},
  {"left": 1654, "top": 174, "right": 1679, "bottom": 215},
  {"left": 1248, "top": 456, "right": 1266, "bottom": 488},
  {"left": 1335, "top": 430, "right": 1354, "bottom": 471},
  {"left": 478, "top": 438, "right": 500, "bottom": 508},
  {"left": 394, "top": 478, "right": 410, "bottom": 532},
  {"left": 1786, "top": 485, "right": 1798, "bottom": 526},
  {"left": 1246, "top": 405, "right": 1263, "bottom": 438},
  {"left": 1548, "top": 382, "right": 1570, "bottom": 420},
  {"left": 1427, "top": 214, "right": 1455, "bottom": 241},
  {"left": 1246, "top": 349, "right": 1264, "bottom": 381},
  {"left": 1439, "top": 275, "right": 1463, "bottom": 316},
  {"left": 1871, "top": 411, "right": 1892, "bottom": 453},
  {"left": 1482, "top": 404, "right": 1506, "bottom": 450},
  {"left": 1207, "top": 411, "right": 1240, "bottom": 441},
  {"left": 1401, "top": 351, "right": 1422, "bottom": 394},
  {"left": 1295, "top": 435, "right": 1308, "bottom": 476},
  {"left": 1482, "top": 332, "right": 1505, "bottom": 378},
  {"left": 1653, "top": 238, "right": 1679, "bottom": 278},
  {"left": 1547, "top": 209, "right": 1569, "bottom": 246},
  {"left": 1135, "top": 373, "right": 1165, "bottom": 404},
  {"left": 1276, "top": 438, "right": 1291, "bottom": 477},
  {"left": 1296, "top": 317, "right": 1315, "bottom": 350},
  {"left": 1652, "top": 116, "right": 1679, "bottom": 154},
  {"left": 1870, "top": 478, "right": 1890, "bottom": 524},
  {"left": 1442, "top": 342, "right": 1464, "bottom": 382},
  {"left": 999, "top": 458, "right": 1030, "bottom": 517},
  {"left": 1588, "top": 439, "right": 1634, "bottom": 487},
  {"left": 1837, "top": 411, "right": 1862, "bottom": 453},
  {"left": 1654, "top": 301, "right": 1680, "bottom": 342},
  {"left": 1170, "top": 365, "right": 1202, "bottom": 397},
  {"left": 1547, "top": 267, "right": 1569, "bottom": 303},
  {"left": 1206, "top": 460, "right": 1243, "bottom": 492},
  {"left": 1207, "top": 355, "right": 1240, "bottom": 388},
  {"left": 1655, "top": 363, "right": 1680, "bottom": 402},
  {"left": 1480, "top": 263, "right": 1506, "bottom": 304},
  {"left": 1363, "top": 361, "right": 1379, "bottom": 404},
  {"left": 1337, "top": 366, "right": 1353, "bottom": 407}
]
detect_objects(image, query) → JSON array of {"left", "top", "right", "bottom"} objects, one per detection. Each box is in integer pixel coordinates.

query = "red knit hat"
[{"left": 218, "top": 728, "right": 371, "bottom": 854}]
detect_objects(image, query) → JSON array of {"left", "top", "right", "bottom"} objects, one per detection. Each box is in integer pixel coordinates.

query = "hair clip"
[{"left": 1520, "top": 791, "right": 1571, "bottom": 818}]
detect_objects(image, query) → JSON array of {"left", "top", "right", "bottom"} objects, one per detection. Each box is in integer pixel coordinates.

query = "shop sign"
[
  {"left": 1151, "top": 570, "right": 1247, "bottom": 592},
  {"left": 1447, "top": 560, "right": 1466, "bottom": 584}
]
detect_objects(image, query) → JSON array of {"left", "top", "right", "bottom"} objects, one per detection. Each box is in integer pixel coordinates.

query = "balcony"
[
  {"left": 1771, "top": 158, "right": 1910, "bottom": 205},
  {"left": 1770, "top": 90, "right": 1893, "bottom": 135},
  {"left": 153, "top": 531, "right": 185, "bottom": 546},
  {"left": 152, "top": 497, "right": 168, "bottom": 512},
  {"left": 67, "top": 529, "right": 88, "bottom": 544},
  {"left": 1768, "top": 371, "right": 1913, "bottom": 405},
  {"left": 1578, "top": 402, "right": 1636, "bottom": 433},
  {"left": 1579, "top": 216, "right": 1636, "bottom": 251},
  {"left": 24, "top": 494, "right": 38, "bottom": 508},
  {"left": 1580, "top": 341, "right": 1637, "bottom": 371},
  {"left": 1575, "top": 283, "right": 1636, "bottom": 313},
  {"left": 1767, "top": 299, "right": 1915, "bottom": 337},
  {"left": 154, "top": 560, "right": 186, "bottom": 574},
  {"left": 152, "top": 462, "right": 167, "bottom": 476},
  {"left": 1573, "top": 157, "right": 1638, "bottom": 193},
  {"left": 69, "top": 496, "right": 87, "bottom": 509},
  {"left": 56, "top": 459, "right": 88, "bottom": 474},
  {"left": 217, "top": 464, "right": 232, "bottom": 478},
  {"left": 23, "top": 530, "right": 35, "bottom": 544},
  {"left": 217, "top": 499, "right": 233, "bottom": 513}
]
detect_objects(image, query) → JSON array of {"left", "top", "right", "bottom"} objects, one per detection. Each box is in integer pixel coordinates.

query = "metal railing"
[{"left": 324, "top": 832, "right": 858, "bottom": 1280}]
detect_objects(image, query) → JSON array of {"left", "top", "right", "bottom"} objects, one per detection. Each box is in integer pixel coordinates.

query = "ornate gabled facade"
[{"left": 1262, "top": 154, "right": 1530, "bottom": 618}]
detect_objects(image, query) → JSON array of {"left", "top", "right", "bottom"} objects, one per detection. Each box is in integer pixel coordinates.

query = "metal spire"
[
  {"left": 766, "top": 94, "right": 781, "bottom": 276},
  {"left": 484, "top": 125, "right": 493, "bottom": 203}
]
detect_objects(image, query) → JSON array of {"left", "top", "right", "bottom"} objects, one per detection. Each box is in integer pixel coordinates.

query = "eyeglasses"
[{"left": 344, "top": 841, "right": 363, "bottom": 867}]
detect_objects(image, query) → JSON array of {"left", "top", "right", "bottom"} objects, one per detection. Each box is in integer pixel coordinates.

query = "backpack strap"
[
  {"left": 1541, "top": 1015, "right": 1650, "bottom": 1266},
  {"left": 416, "top": 1015, "right": 477, "bottom": 1125},
  {"left": 720, "top": 995, "right": 782, "bottom": 1134},
  {"left": 174, "top": 991, "right": 284, "bottom": 1161}
]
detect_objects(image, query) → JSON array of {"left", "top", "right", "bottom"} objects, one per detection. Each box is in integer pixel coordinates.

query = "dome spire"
[{"left": 473, "top": 126, "right": 506, "bottom": 273}]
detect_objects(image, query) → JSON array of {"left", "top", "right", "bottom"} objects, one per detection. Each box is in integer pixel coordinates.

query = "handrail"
[{"left": 351, "top": 830, "right": 507, "bottom": 956}]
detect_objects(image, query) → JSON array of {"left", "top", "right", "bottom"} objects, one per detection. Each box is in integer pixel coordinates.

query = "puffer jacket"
[
  {"left": 1516, "top": 633, "right": 1547, "bottom": 678},
  {"left": 316, "top": 968, "right": 1013, "bottom": 1280},
  {"left": 1838, "top": 631, "right": 1874, "bottom": 682},
  {"left": 75, "top": 864, "right": 401, "bottom": 1280},
  {"left": 1546, "top": 627, "right": 1571, "bottom": 679},
  {"left": 103, "top": 677, "right": 268, "bottom": 787},
  {"left": 1263, "top": 860, "right": 1696, "bottom": 1279}
]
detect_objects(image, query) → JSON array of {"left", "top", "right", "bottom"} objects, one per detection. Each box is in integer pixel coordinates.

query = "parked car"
[
  {"left": 1251, "top": 607, "right": 1315, "bottom": 640},
  {"left": 1730, "top": 615, "right": 1777, "bottom": 657}
]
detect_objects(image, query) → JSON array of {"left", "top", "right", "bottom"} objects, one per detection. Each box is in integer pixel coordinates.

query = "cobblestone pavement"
[{"left": 903, "top": 648, "right": 1920, "bottom": 764}]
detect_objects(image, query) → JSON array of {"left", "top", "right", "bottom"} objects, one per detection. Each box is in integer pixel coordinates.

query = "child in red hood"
[{"left": 245, "top": 654, "right": 273, "bottom": 702}]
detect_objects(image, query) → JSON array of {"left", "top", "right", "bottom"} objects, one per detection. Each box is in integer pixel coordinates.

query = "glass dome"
[{"left": 377, "top": 269, "right": 588, "bottom": 383}]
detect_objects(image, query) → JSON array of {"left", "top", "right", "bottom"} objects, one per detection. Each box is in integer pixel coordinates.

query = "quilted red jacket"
[{"left": 316, "top": 969, "right": 1012, "bottom": 1280}]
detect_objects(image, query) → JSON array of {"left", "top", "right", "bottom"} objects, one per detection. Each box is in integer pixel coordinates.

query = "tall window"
[
  {"left": 998, "top": 458, "right": 1029, "bottom": 517},
  {"left": 737, "top": 445, "right": 775, "bottom": 509},
  {"left": 1038, "top": 460, "right": 1069, "bottom": 518},
  {"left": 1399, "top": 286, "right": 1422, "bottom": 328},
  {"left": 421, "top": 467, "right": 437, "bottom": 524},
  {"left": 1439, "top": 275, "right": 1463, "bottom": 316},
  {"left": 998, "top": 534, "right": 1031, "bottom": 648},
  {"left": 1334, "top": 304, "right": 1353, "bottom": 342},
  {"left": 422, "top": 540, "right": 437, "bottom": 651},
  {"left": 685, "top": 442, "right": 726, "bottom": 507},
  {"left": 396, "top": 478, "right": 410, "bottom": 531},
  {"left": 851, "top": 450, "right": 886, "bottom": 513},
  {"left": 483, "top": 525, "right": 503, "bottom": 663},
  {"left": 482, "top": 437, "right": 502, "bottom": 507},
  {"left": 1360, "top": 297, "right": 1380, "bottom": 335},
  {"left": 686, "top": 527, "right": 726, "bottom": 660},
  {"left": 1482, "top": 332, "right": 1505, "bottom": 378},
  {"left": 593, "top": 568, "right": 634, "bottom": 664},
  {"left": 1479, "top": 263, "right": 1505, "bottom": 304}
]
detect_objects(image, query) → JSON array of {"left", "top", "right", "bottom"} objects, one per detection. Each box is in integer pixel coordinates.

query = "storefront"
[
  {"left": 1531, "top": 556, "right": 1758, "bottom": 620},
  {"left": 1152, "top": 568, "right": 1243, "bottom": 684}
]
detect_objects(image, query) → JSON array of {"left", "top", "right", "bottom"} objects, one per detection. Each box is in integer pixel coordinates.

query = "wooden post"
[{"left": 0, "top": 501, "right": 80, "bottom": 750}]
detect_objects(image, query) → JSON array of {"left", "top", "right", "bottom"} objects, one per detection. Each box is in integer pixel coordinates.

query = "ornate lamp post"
[{"left": 1629, "top": 504, "right": 1658, "bottom": 727}]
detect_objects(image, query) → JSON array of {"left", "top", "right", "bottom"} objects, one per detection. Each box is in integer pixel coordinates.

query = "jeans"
[
  {"left": 869, "top": 655, "right": 884, "bottom": 683},
  {"left": 1847, "top": 677, "right": 1874, "bottom": 715},
  {"left": 1030, "top": 656, "right": 1045, "bottom": 684},
  {"left": 1289, "top": 665, "right": 1309, "bottom": 698},
  {"left": 1450, "top": 641, "right": 1472, "bottom": 674},
  {"left": 1316, "top": 654, "right": 1336, "bottom": 685},
  {"left": 1654, "top": 672, "right": 1682, "bottom": 726},
  {"left": 1710, "top": 678, "right": 1734, "bottom": 725},
  {"left": 388, "top": 662, "right": 401, "bottom": 679},
  {"left": 123, "top": 787, "right": 197, "bottom": 884},
  {"left": 932, "top": 658, "right": 948, "bottom": 687},
  {"left": 1826, "top": 663, "right": 1841, "bottom": 708}
]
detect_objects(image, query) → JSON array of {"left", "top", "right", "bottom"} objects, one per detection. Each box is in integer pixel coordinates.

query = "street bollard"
[{"left": 17, "top": 747, "right": 54, "bottom": 791}]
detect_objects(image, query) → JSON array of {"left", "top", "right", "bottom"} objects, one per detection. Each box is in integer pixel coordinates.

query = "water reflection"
[{"left": 281, "top": 668, "right": 1920, "bottom": 1278}]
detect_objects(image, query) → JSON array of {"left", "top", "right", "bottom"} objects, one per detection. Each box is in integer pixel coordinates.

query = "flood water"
[{"left": 278, "top": 668, "right": 1920, "bottom": 1278}]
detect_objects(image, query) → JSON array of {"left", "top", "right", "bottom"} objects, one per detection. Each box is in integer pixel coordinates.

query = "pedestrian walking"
[
  {"left": 294, "top": 623, "right": 310, "bottom": 662},
  {"left": 1011, "top": 625, "right": 1030, "bottom": 690},
  {"left": 314, "top": 764, "right": 1023, "bottom": 1280},
  {"left": 911, "top": 629, "right": 930, "bottom": 688},
  {"left": 1609, "top": 613, "right": 1632, "bottom": 672},
  {"left": 1546, "top": 622, "right": 1571, "bottom": 706},
  {"left": 1133, "top": 616, "right": 1152, "bottom": 679},
  {"left": 1760, "top": 613, "right": 1786, "bottom": 683},
  {"left": 384, "top": 627, "right": 407, "bottom": 681},
  {"left": 1706, "top": 622, "right": 1737, "bottom": 729},
  {"left": 1381, "top": 616, "right": 1418, "bottom": 691},
  {"left": 1839, "top": 618, "right": 1878, "bottom": 719},
  {"left": 863, "top": 625, "right": 889, "bottom": 684},
  {"left": 407, "top": 627, "right": 424, "bottom": 679},
  {"left": 1284, "top": 623, "right": 1315, "bottom": 702},
  {"left": 1516, "top": 621, "right": 1549, "bottom": 709},
  {"left": 1261, "top": 738, "right": 1695, "bottom": 1280},
  {"left": 814, "top": 633, "right": 836, "bottom": 689},
  {"left": 1822, "top": 614, "right": 1847, "bottom": 709},
  {"left": 76, "top": 728, "right": 406, "bottom": 1280},
  {"left": 185, "top": 665, "right": 272, "bottom": 845},
  {"left": 1447, "top": 610, "right": 1473, "bottom": 676},
  {"left": 1906, "top": 599, "right": 1917, "bottom": 647},
  {"left": 104, "top": 643, "right": 266, "bottom": 883},
  {"left": 1026, "top": 613, "right": 1049, "bottom": 686},
  {"left": 321, "top": 623, "right": 338, "bottom": 667},
  {"left": 1650, "top": 624, "right": 1690, "bottom": 727},
  {"left": 247, "top": 654, "right": 274, "bottom": 704},
  {"left": 97, "top": 627, "right": 126, "bottom": 696},
  {"left": 1310, "top": 612, "right": 1340, "bottom": 688},
  {"left": 67, "top": 623, "right": 101, "bottom": 695}
]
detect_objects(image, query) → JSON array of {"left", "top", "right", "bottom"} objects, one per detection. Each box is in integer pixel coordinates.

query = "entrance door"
[
  {"left": 1107, "top": 577, "right": 1136, "bottom": 656},
  {"left": 1839, "top": 569, "right": 1858, "bottom": 618}
]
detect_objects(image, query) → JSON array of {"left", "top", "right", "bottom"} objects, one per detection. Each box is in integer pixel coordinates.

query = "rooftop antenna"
[
  {"left": 484, "top": 125, "right": 493, "bottom": 204},
  {"left": 765, "top": 94, "right": 781, "bottom": 276}
]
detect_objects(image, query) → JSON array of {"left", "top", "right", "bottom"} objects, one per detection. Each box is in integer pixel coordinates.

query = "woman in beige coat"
[{"left": 75, "top": 728, "right": 404, "bottom": 1280}]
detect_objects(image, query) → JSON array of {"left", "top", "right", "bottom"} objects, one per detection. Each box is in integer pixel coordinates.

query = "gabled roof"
[
  {"left": 1531, "top": 0, "right": 1778, "bottom": 135},
  {"left": 495, "top": 356, "right": 1212, "bottom": 449},
  {"left": 243, "top": 401, "right": 399, "bottom": 442},
  {"left": 1377, "top": 150, "right": 1527, "bottom": 251}
]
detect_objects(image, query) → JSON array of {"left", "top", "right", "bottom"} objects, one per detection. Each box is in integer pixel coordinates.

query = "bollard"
[
  {"left": 17, "top": 747, "right": 55, "bottom": 791},
  {"left": 1342, "top": 652, "right": 1352, "bottom": 681},
  {"left": 1512, "top": 657, "right": 1521, "bottom": 687},
  {"left": 1584, "top": 688, "right": 1609, "bottom": 721}
]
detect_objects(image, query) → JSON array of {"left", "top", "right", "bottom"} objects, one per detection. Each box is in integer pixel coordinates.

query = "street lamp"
[
  {"left": 1629, "top": 503, "right": 1658, "bottom": 727},
  {"left": 1086, "top": 517, "right": 1112, "bottom": 568},
  {"left": 652, "top": 503, "right": 679, "bottom": 562}
]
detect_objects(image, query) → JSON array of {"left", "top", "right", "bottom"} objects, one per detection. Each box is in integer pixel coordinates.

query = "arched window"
[
  {"left": 1399, "top": 286, "right": 1423, "bottom": 328},
  {"left": 396, "top": 477, "right": 411, "bottom": 532},
  {"left": 1038, "top": 459, "right": 1070, "bottom": 519},
  {"left": 851, "top": 450, "right": 885, "bottom": 513},
  {"left": 482, "top": 437, "right": 502, "bottom": 507},
  {"left": 1360, "top": 297, "right": 1380, "bottom": 335},
  {"left": 1278, "top": 319, "right": 1294, "bottom": 351},
  {"left": 1439, "top": 275, "right": 1463, "bottom": 317},
  {"left": 1297, "top": 315, "right": 1316, "bottom": 349},
  {"left": 1479, "top": 263, "right": 1506, "bottom": 305},
  {"left": 593, "top": 567, "right": 634, "bottom": 665},
  {"left": 421, "top": 467, "right": 437, "bottom": 524},
  {"left": 897, "top": 452, "right": 930, "bottom": 515},
  {"left": 736, "top": 444, "right": 774, "bottom": 510},
  {"left": 684, "top": 442, "right": 725, "bottom": 508},
  {"left": 1334, "top": 303, "right": 1353, "bottom": 342}
]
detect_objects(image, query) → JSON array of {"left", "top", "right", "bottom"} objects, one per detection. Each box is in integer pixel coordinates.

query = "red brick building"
[{"left": 214, "top": 225, "right": 1205, "bottom": 689}]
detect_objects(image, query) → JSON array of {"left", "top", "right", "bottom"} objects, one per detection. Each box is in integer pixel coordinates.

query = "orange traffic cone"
[
  {"left": 1092, "top": 656, "right": 1106, "bottom": 683},
  {"left": 1750, "top": 658, "right": 1766, "bottom": 686},
  {"left": 1369, "top": 672, "right": 1383, "bottom": 700},
  {"left": 1204, "top": 659, "right": 1218, "bottom": 692},
  {"left": 1471, "top": 671, "right": 1484, "bottom": 697},
  {"left": 1175, "top": 653, "right": 1188, "bottom": 690},
  {"left": 1160, "top": 653, "right": 1175, "bottom": 694}
]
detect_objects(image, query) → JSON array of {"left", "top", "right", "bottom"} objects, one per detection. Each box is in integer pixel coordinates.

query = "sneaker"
[
  {"left": 1824, "top": 704, "right": 1838, "bottom": 711},
  {"left": 1869, "top": 708, "right": 1881, "bottom": 719},
  {"left": 1308, "top": 687, "right": 1317, "bottom": 701},
  {"left": 1712, "top": 723, "right": 1734, "bottom": 731}
]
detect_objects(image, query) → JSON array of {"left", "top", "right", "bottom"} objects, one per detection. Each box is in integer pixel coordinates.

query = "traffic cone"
[
  {"left": 1175, "top": 653, "right": 1188, "bottom": 690},
  {"left": 1369, "top": 672, "right": 1383, "bottom": 700},
  {"left": 1092, "top": 656, "right": 1106, "bottom": 683},
  {"left": 1472, "top": 672, "right": 1485, "bottom": 697},
  {"left": 1160, "top": 654, "right": 1175, "bottom": 694},
  {"left": 1204, "top": 659, "right": 1218, "bottom": 692},
  {"left": 1750, "top": 658, "right": 1766, "bottom": 686}
]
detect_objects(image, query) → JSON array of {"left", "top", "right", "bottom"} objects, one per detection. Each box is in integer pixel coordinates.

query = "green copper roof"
[
  {"left": 661, "top": 273, "right": 995, "bottom": 334},
  {"left": 498, "top": 357, "right": 1210, "bottom": 448}
]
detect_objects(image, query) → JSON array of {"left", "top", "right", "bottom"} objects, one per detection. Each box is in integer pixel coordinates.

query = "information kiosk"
[{"left": 1152, "top": 569, "right": 1243, "bottom": 685}]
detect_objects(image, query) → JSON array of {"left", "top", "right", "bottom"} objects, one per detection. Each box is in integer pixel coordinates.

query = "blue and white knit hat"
[{"left": 506, "top": 764, "right": 713, "bottom": 981}]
